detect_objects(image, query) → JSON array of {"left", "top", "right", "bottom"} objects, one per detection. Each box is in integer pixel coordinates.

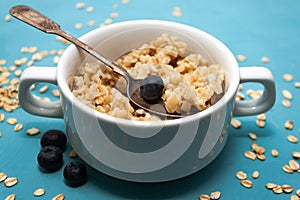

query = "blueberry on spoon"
[{"left": 140, "top": 74, "right": 164, "bottom": 103}]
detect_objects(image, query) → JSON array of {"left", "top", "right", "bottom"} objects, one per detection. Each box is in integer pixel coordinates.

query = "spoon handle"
[{"left": 9, "top": 5, "right": 130, "bottom": 78}]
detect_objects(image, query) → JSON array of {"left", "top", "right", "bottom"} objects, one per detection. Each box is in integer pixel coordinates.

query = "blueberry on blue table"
[
  {"left": 140, "top": 74, "right": 164, "bottom": 103},
  {"left": 63, "top": 162, "right": 87, "bottom": 187},
  {"left": 37, "top": 145, "right": 63, "bottom": 172},
  {"left": 40, "top": 129, "right": 67, "bottom": 151}
]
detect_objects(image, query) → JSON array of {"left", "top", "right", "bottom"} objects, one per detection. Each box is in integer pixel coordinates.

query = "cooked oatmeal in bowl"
[
  {"left": 18, "top": 20, "right": 275, "bottom": 182},
  {"left": 71, "top": 33, "right": 225, "bottom": 120}
]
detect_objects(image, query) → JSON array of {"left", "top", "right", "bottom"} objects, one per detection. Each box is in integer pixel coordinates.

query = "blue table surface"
[{"left": 1, "top": 0, "right": 300, "bottom": 199}]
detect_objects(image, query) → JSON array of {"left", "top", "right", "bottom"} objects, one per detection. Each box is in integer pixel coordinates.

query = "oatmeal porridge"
[{"left": 71, "top": 33, "right": 225, "bottom": 121}]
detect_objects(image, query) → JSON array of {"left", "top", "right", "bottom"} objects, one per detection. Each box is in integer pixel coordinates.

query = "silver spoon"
[{"left": 10, "top": 5, "right": 197, "bottom": 118}]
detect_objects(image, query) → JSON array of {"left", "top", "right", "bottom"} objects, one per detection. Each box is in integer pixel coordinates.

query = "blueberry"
[
  {"left": 37, "top": 146, "right": 63, "bottom": 172},
  {"left": 41, "top": 129, "right": 67, "bottom": 151},
  {"left": 63, "top": 162, "right": 87, "bottom": 187},
  {"left": 140, "top": 74, "right": 164, "bottom": 103}
]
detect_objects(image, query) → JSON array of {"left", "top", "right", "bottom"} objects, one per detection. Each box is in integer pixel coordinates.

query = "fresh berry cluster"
[{"left": 37, "top": 129, "right": 87, "bottom": 187}]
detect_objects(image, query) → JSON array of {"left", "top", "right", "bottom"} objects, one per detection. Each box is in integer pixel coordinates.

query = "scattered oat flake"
[
  {"left": 173, "top": 7, "right": 182, "bottom": 17},
  {"left": 0, "top": 113, "right": 4, "bottom": 122},
  {"left": 282, "top": 99, "right": 291, "bottom": 108},
  {"left": 53, "top": 56, "right": 60, "bottom": 64},
  {"left": 272, "top": 186, "right": 283, "bottom": 194},
  {"left": 296, "top": 189, "right": 300, "bottom": 197},
  {"left": 87, "top": 20, "right": 96, "bottom": 26},
  {"left": 69, "top": 149, "right": 78, "bottom": 158},
  {"left": 9, "top": 65, "right": 17, "bottom": 71},
  {"left": 238, "top": 84, "right": 243, "bottom": 91},
  {"left": 256, "top": 119, "right": 265, "bottom": 128},
  {"left": 244, "top": 151, "right": 256, "bottom": 160},
  {"left": 86, "top": 6, "right": 94, "bottom": 12},
  {"left": 7, "top": 118, "right": 17, "bottom": 125},
  {"left": 240, "top": 179, "right": 253, "bottom": 188},
  {"left": 52, "top": 89, "right": 60, "bottom": 97},
  {"left": 271, "top": 149, "right": 279, "bottom": 157},
  {"left": 26, "top": 127, "right": 40, "bottom": 136},
  {"left": 289, "top": 160, "right": 300, "bottom": 171},
  {"left": 14, "top": 69, "right": 22, "bottom": 76},
  {"left": 34, "top": 188, "right": 46, "bottom": 196},
  {"left": 265, "top": 183, "right": 278, "bottom": 189},
  {"left": 28, "top": 46, "right": 38, "bottom": 53},
  {"left": 75, "top": 23, "right": 83, "bottom": 29},
  {"left": 0, "top": 172, "right": 7, "bottom": 182},
  {"left": 283, "top": 74, "right": 294, "bottom": 81},
  {"left": 291, "top": 195, "right": 300, "bottom": 200},
  {"left": 14, "top": 123, "right": 23, "bottom": 132},
  {"left": 198, "top": 194, "right": 210, "bottom": 200},
  {"left": 282, "top": 89, "right": 293, "bottom": 99},
  {"left": 231, "top": 118, "right": 241, "bottom": 128},
  {"left": 111, "top": 12, "right": 119, "bottom": 18},
  {"left": 236, "top": 55, "right": 247, "bottom": 62},
  {"left": 5, "top": 194, "right": 16, "bottom": 200},
  {"left": 122, "top": 0, "right": 129, "bottom": 4},
  {"left": 248, "top": 132, "right": 257, "bottom": 140},
  {"left": 292, "top": 152, "right": 300, "bottom": 159},
  {"left": 52, "top": 193, "right": 65, "bottom": 200},
  {"left": 282, "top": 165, "right": 294, "bottom": 174},
  {"left": 236, "top": 171, "right": 247, "bottom": 180},
  {"left": 21, "top": 46, "right": 28, "bottom": 53},
  {"left": 4, "top": 177, "right": 18, "bottom": 187},
  {"left": 236, "top": 92, "right": 245, "bottom": 101},
  {"left": 287, "top": 135, "right": 298, "bottom": 143},
  {"left": 285, "top": 120, "right": 294, "bottom": 130},
  {"left": 0, "top": 59, "right": 7, "bottom": 65},
  {"left": 257, "top": 113, "right": 266, "bottom": 121},
  {"left": 4, "top": 15, "right": 11, "bottom": 22},
  {"left": 39, "top": 85, "right": 49, "bottom": 93},
  {"left": 252, "top": 170, "right": 259, "bottom": 179},
  {"left": 210, "top": 191, "right": 221, "bottom": 199},
  {"left": 257, "top": 154, "right": 266, "bottom": 161},
  {"left": 282, "top": 185, "right": 293, "bottom": 193},
  {"left": 261, "top": 56, "right": 270, "bottom": 63},
  {"left": 76, "top": 2, "right": 85, "bottom": 9},
  {"left": 294, "top": 82, "right": 300, "bottom": 88},
  {"left": 104, "top": 18, "right": 112, "bottom": 25}
]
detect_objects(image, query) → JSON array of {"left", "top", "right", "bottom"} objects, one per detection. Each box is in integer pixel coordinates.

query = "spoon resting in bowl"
[{"left": 10, "top": 5, "right": 200, "bottom": 118}]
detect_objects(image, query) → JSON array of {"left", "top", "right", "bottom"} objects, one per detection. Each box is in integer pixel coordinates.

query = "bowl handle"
[
  {"left": 18, "top": 67, "right": 63, "bottom": 118},
  {"left": 233, "top": 66, "right": 276, "bottom": 116}
]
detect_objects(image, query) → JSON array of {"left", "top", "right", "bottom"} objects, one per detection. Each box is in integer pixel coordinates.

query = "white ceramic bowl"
[{"left": 18, "top": 20, "right": 275, "bottom": 182}]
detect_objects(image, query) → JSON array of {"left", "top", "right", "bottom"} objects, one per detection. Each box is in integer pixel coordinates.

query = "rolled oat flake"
[
  {"left": 4, "top": 177, "right": 18, "bottom": 187},
  {"left": 252, "top": 170, "right": 259, "bottom": 179},
  {"left": 292, "top": 152, "right": 300, "bottom": 159},
  {"left": 0, "top": 172, "right": 8, "bottom": 182},
  {"left": 282, "top": 184, "right": 293, "bottom": 193},
  {"left": 210, "top": 191, "right": 221, "bottom": 200},
  {"left": 244, "top": 151, "right": 257, "bottom": 160},
  {"left": 5, "top": 194, "right": 16, "bottom": 200},
  {"left": 199, "top": 194, "right": 210, "bottom": 200},
  {"left": 236, "top": 171, "right": 247, "bottom": 180},
  {"left": 52, "top": 193, "right": 64, "bottom": 200},
  {"left": 265, "top": 183, "right": 278, "bottom": 189},
  {"left": 33, "top": 188, "right": 46, "bottom": 196},
  {"left": 240, "top": 179, "right": 253, "bottom": 188},
  {"left": 272, "top": 186, "right": 283, "bottom": 194},
  {"left": 289, "top": 160, "right": 300, "bottom": 171}
]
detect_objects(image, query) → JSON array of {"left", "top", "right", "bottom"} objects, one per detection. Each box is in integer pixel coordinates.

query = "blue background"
[{"left": 1, "top": 0, "right": 300, "bottom": 199}]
